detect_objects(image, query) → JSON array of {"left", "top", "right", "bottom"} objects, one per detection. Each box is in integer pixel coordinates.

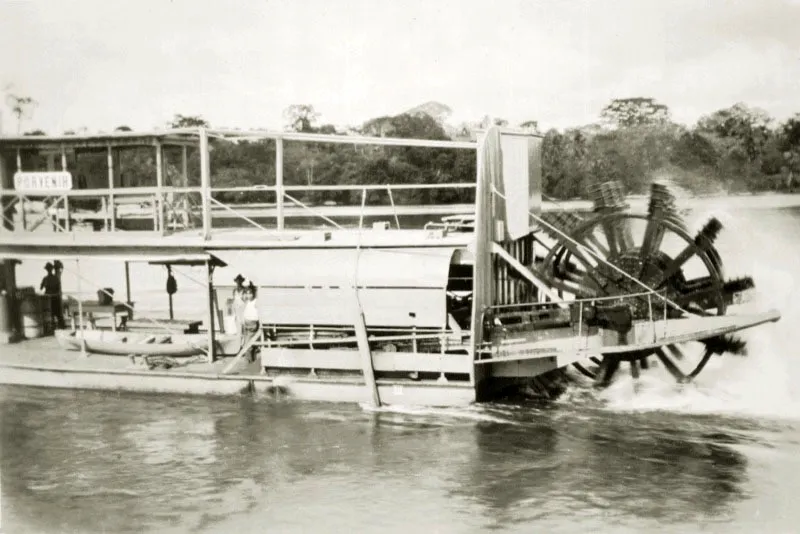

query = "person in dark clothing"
[{"left": 40, "top": 262, "right": 65, "bottom": 329}]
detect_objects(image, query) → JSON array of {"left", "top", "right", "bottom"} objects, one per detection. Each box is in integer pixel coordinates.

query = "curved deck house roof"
[{"left": 213, "top": 247, "right": 468, "bottom": 328}]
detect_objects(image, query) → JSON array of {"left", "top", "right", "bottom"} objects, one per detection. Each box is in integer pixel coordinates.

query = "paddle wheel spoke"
[
  {"left": 593, "top": 355, "right": 621, "bottom": 387},
  {"left": 629, "top": 358, "right": 640, "bottom": 379},
  {"left": 686, "top": 348, "right": 714, "bottom": 381},
  {"left": 655, "top": 347, "right": 688, "bottom": 383}
]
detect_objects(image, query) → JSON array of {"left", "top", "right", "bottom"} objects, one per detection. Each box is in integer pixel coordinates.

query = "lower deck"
[{"left": 0, "top": 336, "right": 477, "bottom": 406}]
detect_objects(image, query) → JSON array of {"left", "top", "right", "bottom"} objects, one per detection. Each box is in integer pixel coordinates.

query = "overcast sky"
[{"left": 1, "top": 0, "right": 798, "bottom": 135}]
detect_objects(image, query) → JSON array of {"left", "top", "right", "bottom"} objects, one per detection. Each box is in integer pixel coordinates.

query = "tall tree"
[
  {"left": 168, "top": 114, "right": 209, "bottom": 128},
  {"left": 697, "top": 103, "right": 773, "bottom": 169},
  {"left": 600, "top": 97, "right": 671, "bottom": 128},
  {"left": 779, "top": 114, "right": 800, "bottom": 189},
  {"left": 5, "top": 92, "right": 38, "bottom": 134},
  {"left": 284, "top": 104, "right": 320, "bottom": 132}
]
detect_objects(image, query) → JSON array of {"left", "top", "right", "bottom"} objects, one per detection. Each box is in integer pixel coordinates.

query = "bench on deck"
[
  {"left": 67, "top": 300, "right": 134, "bottom": 332},
  {"left": 122, "top": 318, "right": 202, "bottom": 334}
]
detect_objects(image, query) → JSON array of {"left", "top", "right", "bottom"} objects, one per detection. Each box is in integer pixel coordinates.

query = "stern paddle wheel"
[{"left": 534, "top": 181, "right": 754, "bottom": 387}]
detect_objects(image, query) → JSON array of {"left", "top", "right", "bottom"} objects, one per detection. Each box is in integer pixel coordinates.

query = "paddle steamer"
[{"left": 0, "top": 127, "right": 779, "bottom": 405}]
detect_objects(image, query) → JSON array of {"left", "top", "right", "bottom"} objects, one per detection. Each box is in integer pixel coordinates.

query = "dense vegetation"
[
  {"left": 203, "top": 99, "right": 800, "bottom": 205},
  {"left": 15, "top": 98, "right": 800, "bottom": 204}
]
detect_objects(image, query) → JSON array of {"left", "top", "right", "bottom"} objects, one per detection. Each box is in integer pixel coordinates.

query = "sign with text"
[{"left": 13, "top": 171, "right": 73, "bottom": 192}]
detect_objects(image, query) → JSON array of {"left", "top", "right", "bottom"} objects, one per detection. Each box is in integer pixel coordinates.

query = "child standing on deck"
[
  {"left": 232, "top": 274, "right": 246, "bottom": 337},
  {"left": 241, "top": 283, "right": 261, "bottom": 363}
]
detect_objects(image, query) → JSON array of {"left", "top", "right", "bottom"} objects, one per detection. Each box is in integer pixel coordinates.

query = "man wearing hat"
[{"left": 40, "top": 262, "right": 65, "bottom": 329}]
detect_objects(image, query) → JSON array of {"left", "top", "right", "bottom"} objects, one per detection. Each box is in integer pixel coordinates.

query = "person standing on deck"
[
  {"left": 40, "top": 262, "right": 65, "bottom": 329},
  {"left": 241, "top": 282, "right": 261, "bottom": 363},
  {"left": 232, "top": 274, "right": 247, "bottom": 338},
  {"left": 53, "top": 260, "right": 65, "bottom": 328}
]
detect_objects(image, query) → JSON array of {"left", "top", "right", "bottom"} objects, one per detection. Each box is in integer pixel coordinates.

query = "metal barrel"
[{"left": 21, "top": 295, "right": 43, "bottom": 339}]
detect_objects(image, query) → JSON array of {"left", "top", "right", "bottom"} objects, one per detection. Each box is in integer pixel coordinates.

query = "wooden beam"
[
  {"left": 490, "top": 243, "right": 564, "bottom": 305},
  {"left": 259, "top": 348, "right": 473, "bottom": 374},
  {"left": 124, "top": 261, "right": 131, "bottom": 304},
  {"left": 352, "top": 291, "right": 380, "bottom": 407},
  {"left": 276, "top": 136, "right": 284, "bottom": 230},
  {"left": 199, "top": 128, "right": 211, "bottom": 239},
  {"left": 155, "top": 141, "right": 164, "bottom": 233},
  {"left": 107, "top": 145, "right": 115, "bottom": 231},
  {"left": 206, "top": 259, "right": 216, "bottom": 363},
  {"left": 221, "top": 330, "right": 263, "bottom": 374}
]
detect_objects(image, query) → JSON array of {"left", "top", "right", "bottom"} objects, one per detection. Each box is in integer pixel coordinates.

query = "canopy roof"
[{"left": 0, "top": 130, "right": 202, "bottom": 150}]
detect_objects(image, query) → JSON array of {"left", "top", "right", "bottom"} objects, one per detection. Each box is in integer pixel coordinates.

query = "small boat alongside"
[{"left": 55, "top": 329, "right": 241, "bottom": 357}]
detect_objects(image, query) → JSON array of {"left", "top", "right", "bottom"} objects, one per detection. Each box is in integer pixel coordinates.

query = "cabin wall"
[{"left": 258, "top": 286, "right": 446, "bottom": 328}]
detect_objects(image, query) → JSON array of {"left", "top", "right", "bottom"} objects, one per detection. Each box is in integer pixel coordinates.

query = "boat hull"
[
  {"left": 54, "top": 329, "right": 241, "bottom": 357},
  {"left": 0, "top": 364, "right": 476, "bottom": 405}
]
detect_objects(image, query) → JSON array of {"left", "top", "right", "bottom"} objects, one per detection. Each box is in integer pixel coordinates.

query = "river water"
[{"left": 3, "top": 205, "right": 800, "bottom": 533}]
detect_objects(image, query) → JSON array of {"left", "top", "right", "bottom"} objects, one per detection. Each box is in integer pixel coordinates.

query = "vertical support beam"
[
  {"left": 181, "top": 146, "right": 188, "bottom": 186},
  {"left": 155, "top": 141, "right": 164, "bottom": 233},
  {"left": 0, "top": 152, "right": 5, "bottom": 234},
  {"left": 386, "top": 187, "right": 401, "bottom": 229},
  {"left": 469, "top": 129, "right": 501, "bottom": 401},
  {"left": 352, "top": 292, "right": 380, "bottom": 407},
  {"left": 76, "top": 259, "right": 86, "bottom": 356},
  {"left": 167, "top": 266, "right": 174, "bottom": 320},
  {"left": 275, "top": 136, "right": 284, "bottom": 230},
  {"left": 124, "top": 261, "right": 131, "bottom": 305},
  {"left": 206, "top": 259, "right": 216, "bottom": 364},
  {"left": 60, "top": 146, "right": 67, "bottom": 171},
  {"left": 181, "top": 145, "right": 189, "bottom": 228},
  {"left": 107, "top": 145, "right": 115, "bottom": 231},
  {"left": 15, "top": 149, "right": 21, "bottom": 171},
  {"left": 199, "top": 128, "right": 211, "bottom": 240}
]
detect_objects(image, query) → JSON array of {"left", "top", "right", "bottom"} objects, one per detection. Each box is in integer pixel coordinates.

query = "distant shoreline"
[
  {"left": 17, "top": 192, "right": 800, "bottom": 223},
  {"left": 541, "top": 192, "right": 800, "bottom": 213},
  {"left": 219, "top": 192, "right": 800, "bottom": 218}
]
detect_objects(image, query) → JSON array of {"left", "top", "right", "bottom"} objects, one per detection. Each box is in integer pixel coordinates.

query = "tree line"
[{"left": 8, "top": 97, "right": 800, "bottom": 204}]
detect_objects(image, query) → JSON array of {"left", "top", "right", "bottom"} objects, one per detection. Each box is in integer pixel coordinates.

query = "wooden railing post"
[
  {"left": 155, "top": 140, "right": 164, "bottom": 234},
  {"left": 276, "top": 136, "right": 284, "bottom": 230},
  {"left": 199, "top": 127, "right": 211, "bottom": 240},
  {"left": 107, "top": 145, "right": 115, "bottom": 231}
]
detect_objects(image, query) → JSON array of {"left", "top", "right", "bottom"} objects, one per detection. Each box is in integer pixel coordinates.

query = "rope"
[{"left": 491, "top": 187, "right": 694, "bottom": 317}]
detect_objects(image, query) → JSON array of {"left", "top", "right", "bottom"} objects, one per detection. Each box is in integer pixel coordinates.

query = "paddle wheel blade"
[
  {"left": 702, "top": 334, "right": 748, "bottom": 356},
  {"left": 590, "top": 182, "right": 634, "bottom": 255}
]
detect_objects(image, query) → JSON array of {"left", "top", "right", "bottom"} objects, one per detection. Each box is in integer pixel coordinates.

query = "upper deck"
[{"left": 0, "top": 128, "right": 488, "bottom": 260}]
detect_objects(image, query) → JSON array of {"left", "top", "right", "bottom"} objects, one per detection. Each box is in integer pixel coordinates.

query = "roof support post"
[
  {"left": 276, "top": 136, "right": 284, "bottom": 230},
  {"left": 206, "top": 259, "right": 216, "bottom": 364},
  {"left": 107, "top": 145, "right": 115, "bottom": 231},
  {"left": 124, "top": 261, "right": 131, "bottom": 305},
  {"left": 199, "top": 127, "right": 211, "bottom": 240},
  {"left": 155, "top": 141, "right": 164, "bottom": 234}
]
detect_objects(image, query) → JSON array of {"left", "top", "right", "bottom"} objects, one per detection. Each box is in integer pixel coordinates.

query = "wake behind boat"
[{"left": 55, "top": 329, "right": 241, "bottom": 357}]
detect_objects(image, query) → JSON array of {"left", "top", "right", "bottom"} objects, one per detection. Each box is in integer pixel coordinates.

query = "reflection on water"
[{"left": 2, "top": 387, "right": 796, "bottom": 534}]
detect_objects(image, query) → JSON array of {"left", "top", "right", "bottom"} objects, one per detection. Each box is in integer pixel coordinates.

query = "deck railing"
[
  {"left": 0, "top": 128, "right": 479, "bottom": 237},
  {"left": 480, "top": 289, "right": 671, "bottom": 356},
  {"left": 0, "top": 183, "right": 476, "bottom": 235}
]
